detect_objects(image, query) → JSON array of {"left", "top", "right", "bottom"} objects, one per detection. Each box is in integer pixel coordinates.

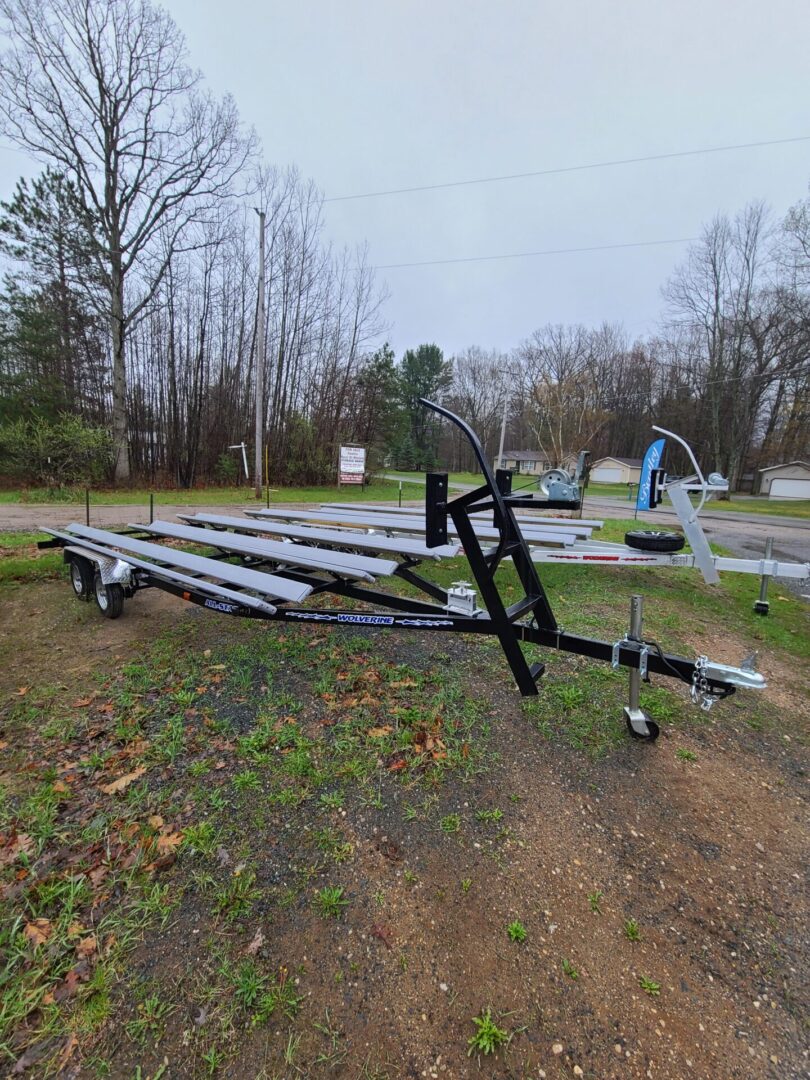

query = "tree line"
[{"left": 0, "top": 0, "right": 807, "bottom": 491}]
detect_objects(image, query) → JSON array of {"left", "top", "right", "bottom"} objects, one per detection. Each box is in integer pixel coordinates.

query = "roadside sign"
[{"left": 339, "top": 445, "right": 365, "bottom": 485}]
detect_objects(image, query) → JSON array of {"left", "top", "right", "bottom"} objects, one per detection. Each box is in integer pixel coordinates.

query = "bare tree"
[
  {"left": 664, "top": 203, "right": 778, "bottom": 486},
  {"left": 515, "top": 324, "right": 610, "bottom": 464},
  {"left": 0, "top": 0, "right": 255, "bottom": 479},
  {"left": 782, "top": 184, "right": 810, "bottom": 291},
  {"left": 446, "top": 347, "right": 508, "bottom": 471}
]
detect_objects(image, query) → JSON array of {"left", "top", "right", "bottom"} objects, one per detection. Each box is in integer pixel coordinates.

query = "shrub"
[
  {"left": 214, "top": 451, "right": 239, "bottom": 485},
  {"left": 0, "top": 414, "right": 112, "bottom": 487}
]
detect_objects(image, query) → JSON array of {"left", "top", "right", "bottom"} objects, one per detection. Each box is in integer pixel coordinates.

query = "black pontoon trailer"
[{"left": 39, "top": 400, "right": 766, "bottom": 741}]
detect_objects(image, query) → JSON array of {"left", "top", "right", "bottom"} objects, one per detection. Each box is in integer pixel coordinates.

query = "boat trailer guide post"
[{"left": 38, "top": 401, "right": 768, "bottom": 742}]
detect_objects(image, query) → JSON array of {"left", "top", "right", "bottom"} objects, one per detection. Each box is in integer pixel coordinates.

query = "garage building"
[
  {"left": 589, "top": 455, "right": 643, "bottom": 484},
  {"left": 757, "top": 461, "right": 810, "bottom": 499}
]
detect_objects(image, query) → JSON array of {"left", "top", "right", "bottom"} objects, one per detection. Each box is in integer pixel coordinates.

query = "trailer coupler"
[{"left": 690, "top": 653, "right": 765, "bottom": 712}]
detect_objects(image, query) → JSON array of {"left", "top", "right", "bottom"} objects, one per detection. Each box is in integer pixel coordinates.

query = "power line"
[
  {"left": 372, "top": 236, "right": 697, "bottom": 271},
  {"left": 325, "top": 135, "right": 810, "bottom": 203},
  {"left": 0, "top": 142, "right": 38, "bottom": 157}
]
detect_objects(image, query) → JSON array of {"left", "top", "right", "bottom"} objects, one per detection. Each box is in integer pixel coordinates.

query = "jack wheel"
[
  {"left": 94, "top": 574, "right": 124, "bottom": 619},
  {"left": 70, "top": 557, "right": 94, "bottom": 600},
  {"left": 626, "top": 715, "right": 660, "bottom": 742}
]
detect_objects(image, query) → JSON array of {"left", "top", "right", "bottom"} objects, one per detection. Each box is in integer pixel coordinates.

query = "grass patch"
[
  {"left": 0, "top": 532, "right": 63, "bottom": 584},
  {"left": 0, "top": 479, "right": 425, "bottom": 506},
  {"left": 706, "top": 497, "right": 810, "bottom": 519}
]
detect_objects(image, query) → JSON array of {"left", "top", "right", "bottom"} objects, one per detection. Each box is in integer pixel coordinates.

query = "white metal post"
[{"left": 254, "top": 209, "right": 266, "bottom": 500}]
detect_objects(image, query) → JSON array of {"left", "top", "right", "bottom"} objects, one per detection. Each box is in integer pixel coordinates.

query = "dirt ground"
[{"left": 0, "top": 576, "right": 807, "bottom": 1080}]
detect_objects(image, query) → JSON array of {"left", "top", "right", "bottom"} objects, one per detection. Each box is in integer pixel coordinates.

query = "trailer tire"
[
  {"left": 69, "top": 556, "right": 94, "bottom": 600},
  {"left": 624, "top": 530, "right": 685, "bottom": 553},
  {"left": 94, "top": 574, "right": 124, "bottom": 619}
]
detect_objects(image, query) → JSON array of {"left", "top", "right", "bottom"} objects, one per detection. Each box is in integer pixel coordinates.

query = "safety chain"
[{"left": 691, "top": 655, "right": 718, "bottom": 712}]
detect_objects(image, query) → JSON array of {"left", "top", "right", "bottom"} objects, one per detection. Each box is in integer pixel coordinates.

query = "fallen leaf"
[
  {"left": 147, "top": 815, "right": 164, "bottom": 830},
  {"left": 75, "top": 935, "right": 97, "bottom": 958},
  {"left": 55, "top": 1034, "right": 78, "bottom": 1071},
  {"left": 88, "top": 864, "right": 109, "bottom": 888},
  {"left": 71, "top": 698, "right": 93, "bottom": 708},
  {"left": 387, "top": 759, "right": 407, "bottom": 772},
  {"left": 53, "top": 961, "right": 91, "bottom": 1002},
  {"left": 367, "top": 726, "right": 393, "bottom": 738},
  {"left": 144, "top": 852, "right": 176, "bottom": 873},
  {"left": 52, "top": 780, "right": 70, "bottom": 795},
  {"left": 23, "top": 919, "right": 53, "bottom": 947},
  {"left": 155, "top": 830, "right": 183, "bottom": 854},
  {"left": 101, "top": 766, "right": 146, "bottom": 795},
  {"left": 0, "top": 832, "right": 34, "bottom": 868},
  {"left": 245, "top": 928, "right": 265, "bottom": 955},
  {"left": 97, "top": 702, "right": 115, "bottom": 714},
  {"left": 15, "top": 686, "right": 29, "bottom": 696},
  {"left": 12, "top": 1038, "right": 57, "bottom": 1074}
]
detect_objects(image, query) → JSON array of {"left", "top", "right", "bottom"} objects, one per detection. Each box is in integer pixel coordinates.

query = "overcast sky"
[{"left": 2, "top": 0, "right": 809, "bottom": 357}]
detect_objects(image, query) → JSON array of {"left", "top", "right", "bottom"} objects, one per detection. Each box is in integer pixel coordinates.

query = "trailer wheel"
[
  {"left": 624, "top": 530, "right": 685, "bottom": 553},
  {"left": 69, "top": 556, "right": 94, "bottom": 600},
  {"left": 626, "top": 715, "right": 660, "bottom": 741},
  {"left": 94, "top": 574, "right": 124, "bottom": 619}
]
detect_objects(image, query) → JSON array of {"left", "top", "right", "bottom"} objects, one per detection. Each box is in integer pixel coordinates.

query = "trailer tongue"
[{"left": 39, "top": 401, "right": 768, "bottom": 741}]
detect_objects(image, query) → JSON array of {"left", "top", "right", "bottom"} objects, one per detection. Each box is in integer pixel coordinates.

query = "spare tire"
[{"left": 624, "top": 530, "right": 685, "bottom": 553}]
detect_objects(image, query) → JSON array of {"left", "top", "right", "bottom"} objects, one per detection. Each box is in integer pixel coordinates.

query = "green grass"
[
  {"left": 705, "top": 497, "right": 810, "bottom": 519},
  {"left": 467, "top": 1008, "right": 509, "bottom": 1056},
  {"left": 580, "top": 483, "right": 810, "bottom": 518},
  {"left": 0, "top": 479, "right": 425, "bottom": 507},
  {"left": 0, "top": 531, "right": 63, "bottom": 583},
  {"left": 507, "top": 920, "right": 527, "bottom": 943}
]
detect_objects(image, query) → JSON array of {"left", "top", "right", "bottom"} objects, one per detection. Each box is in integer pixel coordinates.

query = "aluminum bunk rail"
[
  {"left": 137, "top": 520, "right": 399, "bottom": 581},
  {"left": 52, "top": 524, "right": 313, "bottom": 603},
  {"left": 178, "top": 513, "right": 462, "bottom": 561},
  {"left": 41, "top": 528, "right": 278, "bottom": 614},
  {"left": 322, "top": 502, "right": 601, "bottom": 536},
  {"left": 245, "top": 506, "right": 579, "bottom": 546}
]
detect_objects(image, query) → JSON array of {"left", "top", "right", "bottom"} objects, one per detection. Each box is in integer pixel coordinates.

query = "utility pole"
[{"left": 254, "top": 208, "right": 266, "bottom": 499}]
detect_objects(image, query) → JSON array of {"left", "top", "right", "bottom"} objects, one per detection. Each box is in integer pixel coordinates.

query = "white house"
[
  {"left": 589, "top": 456, "right": 643, "bottom": 484},
  {"left": 494, "top": 450, "right": 579, "bottom": 476},
  {"left": 757, "top": 461, "right": 810, "bottom": 499}
]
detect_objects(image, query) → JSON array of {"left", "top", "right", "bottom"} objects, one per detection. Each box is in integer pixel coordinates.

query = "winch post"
[{"left": 753, "top": 536, "right": 773, "bottom": 615}]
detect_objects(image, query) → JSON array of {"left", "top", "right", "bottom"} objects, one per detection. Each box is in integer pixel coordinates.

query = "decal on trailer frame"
[
  {"left": 204, "top": 598, "right": 239, "bottom": 614},
  {"left": 287, "top": 612, "right": 395, "bottom": 626}
]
